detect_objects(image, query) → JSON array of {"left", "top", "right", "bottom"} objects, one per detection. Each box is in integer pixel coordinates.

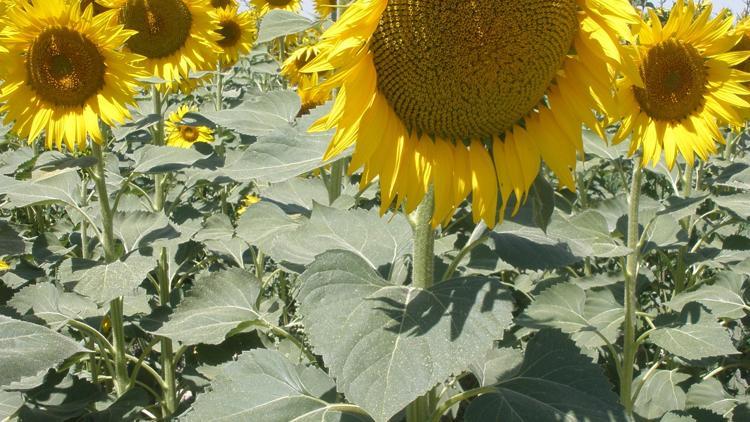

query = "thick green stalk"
[
  {"left": 406, "top": 188, "right": 436, "bottom": 422},
  {"left": 156, "top": 247, "right": 178, "bottom": 417},
  {"left": 91, "top": 142, "right": 116, "bottom": 262},
  {"left": 621, "top": 156, "right": 644, "bottom": 415},
  {"left": 109, "top": 297, "right": 129, "bottom": 396},
  {"left": 215, "top": 64, "right": 224, "bottom": 111},
  {"left": 152, "top": 86, "right": 166, "bottom": 211}
]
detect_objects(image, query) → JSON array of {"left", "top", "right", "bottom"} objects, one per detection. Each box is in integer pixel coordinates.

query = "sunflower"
[
  {"left": 301, "top": 0, "right": 638, "bottom": 227},
  {"left": 101, "top": 0, "right": 220, "bottom": 84},
  {"left": 212, "top": 6, "right": 258, "bottom": 67},
  {"left": 237, "top": 194, "right": 260, "bottom": 215},
  {"left": 79, "top": 0, "right": 110, "bottom": 14},
  {"left": 210, "top": 0, "right": 236, "bottom": 8},
  {"left": 613, "top": 0, "right": 750, "bottom": 169},
  {"left": 0, "top": 0, "right": 144, "bottom": 151},
  {"left": 282, "top": 45, "right": 331, "bottom": 113},
  {"left": 315, "top": 0, "right": 336, "bottom": 19},
  {"left": 0, "top": 258, "right": 9, "bottom": 271},
  {"left": 165, "top": 105, "right": 213, "bottom": 148},
  {"left": 251, "top": 0, "right": 301, "bottom": 15}
]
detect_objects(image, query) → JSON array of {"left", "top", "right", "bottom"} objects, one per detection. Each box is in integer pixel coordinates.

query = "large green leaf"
[
  {"left": 236, "top": 201, "right": 303, "bottom": 250},
  {"left": 667, "top": 273, "right": 747, "bottom": 319},
  {"left": 112, "top": 211, "right": 179, "bottom": 254},
  {"left": 297, "top": 251, "right": 514, "bottom": 422},
  {"left": 650, "top": 307, "right": 738, "bottom": 360},
  {"left": 0, "top": 315, "right": 86, "bottom": 388},
  {"left": 62, "top": 253, "right": 156, "bottom": 304},
  {"left": 685, "top": 378, "right": 739, "bottom": 419},
  {"left": 8, "top": 282, "right": 97, "bottom": 329},
  {"left": 186, "top": 349, "right": 371, "bottom": 422},
  {"left": 0, "top": 168, "right": 82, "bottom": 209},
  {"left": 518, "top": 282, "right": 623, "bottom": 348},
  {"left": 464, "top": 330, "right": 626, "bottom": 422},
  {"left": 130, "top": 145, "right": 208, "bottom": 174},
  {"left": 265, "top": 205, "right": 412, "bottom": 274},
  {"left": 634, "top": 370, "right": 689, "bottom": 420},
  {"left": 154, "top": 269, "right": 274, "bottom": 345},
  {"left": 713, "top": 194, "right": 750, "bottom": 220},
  {"left": 201, "top": 91, "right": 300, "bottom": 137},
  {"left": 0, "top": 221, "right": 26, "bottom": 256},
  {"left": 257, "top": 10, "right": 318, "bottom": 44},
  {"left": 0, "top": 390, "right": 23, "bottom": 421}
]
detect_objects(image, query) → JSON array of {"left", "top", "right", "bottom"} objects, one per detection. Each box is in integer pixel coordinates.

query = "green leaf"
[
  {"left": 582, "top": 129, "right": 629, "bottom": 161},
  {"left": 112, "top": 211, "right": 179, "bottom": 254},
  {"left": 713, "top": 194, "right": 750, "bottom": 220},
  {"left": 63, "top": 253, "right": 156, "bottom": 304},
  {"left": 464, "top": 330, "right": 626, "bottom": 422},
  {"left": 236, "top": 201, "right": 302, "bottom": 251},
  {"left": 297, "top": 251, "right": 514, "bottom": 422},
  {"left": 8, "top": 282, "right": 97, "bottom": 329},
  {"left": 686, "top": 378, "right": 739, "bottom": 418},
  {"left": 187, "top": 349, "right": 371, "bottom": 422},
  {"left": 650, "top": 307, "right": 738, "bottom": 360},
  {"left": 86, "top": 388, "right": 150, "bottom": 422},
  {"left": 154, "top": 268, "right": 273, "bottom": 345},
  {"left": 0, "top": 221, "right": 26, "bottom": 256},
  {"left": 131, "top": 145, "right": 208, "bottom": 174},
  {"left": 667, "top": 273, "right": 747, "bottom": 319},
  {"left": 548, "top": 210, "right": 630, "bottom": 258},
  {"left": 201, "top": 91, "right": 300, "bottom": 137},
  {"left": 0, "top": 390, "right": 23, "bottom": 421},
  {"left": 261, "top": 177, "right": 330, "bottom": 213},
  {"left": 257, "top": 10, "right": 317, "bottom": 44},
  {"left": 0, "top": 168, "right": 81, "bottom": 208},
  {"left": 266, "top": 205, "right": 412, "bottom": 274},
  {"left": 634, "top": 369, "right": 689, "bottom": 420},
  {"left": 0, "top": 315, "right": 86, "bottom": 388},
  {"left": 518, "top": 283, "right": 623, "bottom": 348},
  {"left": 529, "top": 175, "right": 554, "bottom": 232}
]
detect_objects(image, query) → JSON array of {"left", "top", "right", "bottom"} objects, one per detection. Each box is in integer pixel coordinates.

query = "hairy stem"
[
  {"left": 91, "top": 142, "right": 116, "bottom": 262},
  {"left": 151, "top": 86, "right": 166, "bottom": 211},
  {"left": 109, "top": 297, "right": 130, "bottom": 397}
]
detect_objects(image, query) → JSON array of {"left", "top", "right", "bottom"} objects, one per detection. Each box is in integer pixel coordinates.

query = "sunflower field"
[{"left": 3, "top": 0, "right": 750, "bottom": 421}]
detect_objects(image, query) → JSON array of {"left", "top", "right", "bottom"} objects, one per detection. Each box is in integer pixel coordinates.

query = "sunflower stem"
[
  {"left": 109, "top": 297, "right": 130, "bottom": 397},
  {"left": 215, "top": 62, "right": 224, "bottom": 111},
  {"left": 155, "top": 247, "right": 178, "bottom": 417},
  {"left": 406, "top": 187, "right": 437, "bottom": 422},
  {"left": 91, "top": 142, "right": 116, "bottom": 262},
  {"left": 621, "top": 155, "right": 644, "bottom": 415},
  {"left": 151, "top": 86, "right": 166, "bottom": 211}
]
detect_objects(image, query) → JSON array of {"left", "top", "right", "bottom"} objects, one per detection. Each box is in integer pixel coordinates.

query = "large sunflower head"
[
  {"left": 101, "top": 0, "right": 221, "bottom": 84},
  {"left": 614, "top": 0, "right": 750, "bottom": 169},
  {"left": 251, "top": 0, "right": 301, "bottom": 16},
  {"left": 282, "top": 44, "right": 331, "bottom": 113},
  {"left": 0, "top": 0, "right": 144, "bottom": 151},
  {"left": 301, "top": 0, "right": 638, "bottom": 227},
  {"left": 165, "top": 105, "right": 213, "bottom": 148},
  {"left": 212, "top": 6, "right": 258, "bottom": 67}
]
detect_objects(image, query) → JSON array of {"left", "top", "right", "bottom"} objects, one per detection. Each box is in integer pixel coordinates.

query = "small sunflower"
[
  {"left": 315, "top": 0, "right": 336, "bottom": 18},
  {"left": 614, "top": 0, "right": 750, "bottom": 168},
  {"left": 251, "top": 0, "right": 301, "bottom": 15},
  {"left": 101, "top": 0, "right": 220, "bottom": 84},
  {"left": 282, "top": 45, "right": 331, "bottom": 113},
  {"left": 0, "top": 258, "right": 9, "bottom": 271},
  {"left": 237, "top": 194, "right": 260, "bottom": 216},
  {"left": 301, "top": 0, "right": 638, "bottom": 227},
  {"left": 0, "top": 0, "right": 144, "bottom": 151},
  {"left": 165, "top": 105, "right": 213, "bottom": 148},
  {"left": 212, "top": 6, "right": 258, "bottom": 67}
]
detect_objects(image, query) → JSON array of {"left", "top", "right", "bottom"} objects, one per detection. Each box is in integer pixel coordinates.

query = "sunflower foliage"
[{"left": 0, "top": 1, "right": 749, "bottom": 422}]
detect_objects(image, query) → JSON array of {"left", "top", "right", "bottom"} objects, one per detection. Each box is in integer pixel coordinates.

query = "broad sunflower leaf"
[
  {"left": 265, "top": 204, "right": 412, "bottom": 275},
  {"left": 713, "top": 194, "right": 750, "bottom": 220},
  {"left": 634, "top": 370, "right": 690, "bottom": 420},
  {"left": 0, "top": 315, "right": 86, "bottom": 388},
  {"left": 464, "top": 330, "right": 626, "bottom": 422},
  {"left": 0, "top": 168, "right": 81, "bottom": 209},
  {"left": 201, "top": 91, "right": 300, "bottom": 137},
  {"left": 686, "top": 378, "right": 740, "bottom": 418},
  {"left": 548, "top": 210, "right": 631, "bottom": 258},
  {"left": 666, "top": 272, "right": 747, "bottom": 319},
  {"left": 235, "top": 201, "right": 303, "bottom": 251},
  {"left": 131, "top": 145, "right": 208, "bottom": 174},
  {"left": 153, "top": 268, "right": 275, "bottom": 345},
  {"left": 297, "top": 251, "right": 514, "bottom": 422},
  {"left": 0, "top": 221, "right": 26, "bottom": 256},
  {"left": 517, "top": 283, "right": 623, "bottom": 348},
  {"left": 62, "top": 253, "right": 156, "bottom": 305},
  {"left": 186, "top": 349, "right": 371, "bottom": 422},
  {"left": 650, "top": 306, "right": 738, "bottom": 361},
  {"left": 0, "top": 390, "right": 23, "bottom": 420},
  {"left": 8, "top": 282, "right": 97, "bottom": 329},
  {"left": 257, "top": 10, "right": 318, "bottom": 44},
  {"left": 112, "top": 211, "right": 179, "bottom": 254}
]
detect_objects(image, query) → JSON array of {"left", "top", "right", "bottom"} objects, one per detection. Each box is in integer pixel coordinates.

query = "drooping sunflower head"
[
  {"left": 302, "top": 0, "right": 637, "bottom": 227},
  {"left": 282, "top": 44, "right": 331, "bottom": 113},
  {"left": 0, "top": 0, "right": 144, "bottom": 151},
  {"left": 315, "top": 0, "right": 336, "bottom": 18},
  {"left": 614, "top": 0, "right": 750, "bottom": 169},
  {"left": 101, "top": 0, "right": 221, "bottom": 84},
  {"left": 211, "top": 6, "right": 258, "bottom": 67},
  {"left": 251, "top": 0, "right": 301, "bottom": 15},
  {"left": 165, "top": 105, "right": 213, "bottom": 148}
]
